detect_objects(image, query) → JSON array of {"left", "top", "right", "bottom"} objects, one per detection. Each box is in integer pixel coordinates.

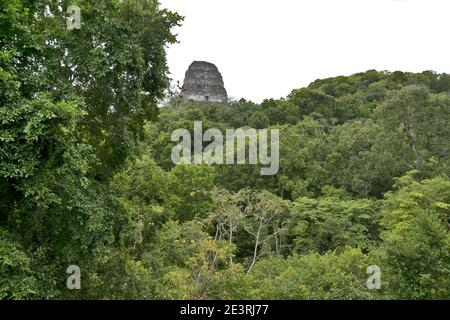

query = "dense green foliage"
[{"left": 1, "top": 0, "right": 449, "bottom": 300}]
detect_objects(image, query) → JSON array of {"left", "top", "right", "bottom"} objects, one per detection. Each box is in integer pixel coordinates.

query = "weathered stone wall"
[{"left": 181, "top": 61, "right": 228, "bottom": 103}]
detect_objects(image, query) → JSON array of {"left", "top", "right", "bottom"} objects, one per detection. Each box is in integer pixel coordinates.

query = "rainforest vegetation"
[{"left": 1, "top": 0, "right": 449, "bottom": 299}]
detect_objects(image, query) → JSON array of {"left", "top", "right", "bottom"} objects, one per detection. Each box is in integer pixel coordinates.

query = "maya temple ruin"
[{"left": 180, "top": 61, "right": 228, "bottom": 104}]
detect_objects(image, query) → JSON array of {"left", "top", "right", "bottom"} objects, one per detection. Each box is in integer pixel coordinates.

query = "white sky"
[{"left": 160, "top": 0, "right": 450, "bottom": 102}]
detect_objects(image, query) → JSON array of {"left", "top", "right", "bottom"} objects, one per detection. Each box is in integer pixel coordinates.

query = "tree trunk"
[{"left": 403, "top": 121, "right": 421, "bottom": 169}]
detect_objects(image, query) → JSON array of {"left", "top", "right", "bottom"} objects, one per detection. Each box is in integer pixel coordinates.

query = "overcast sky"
[{"left": 159, "top": 0, "right": 450, "bottom": 102}]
